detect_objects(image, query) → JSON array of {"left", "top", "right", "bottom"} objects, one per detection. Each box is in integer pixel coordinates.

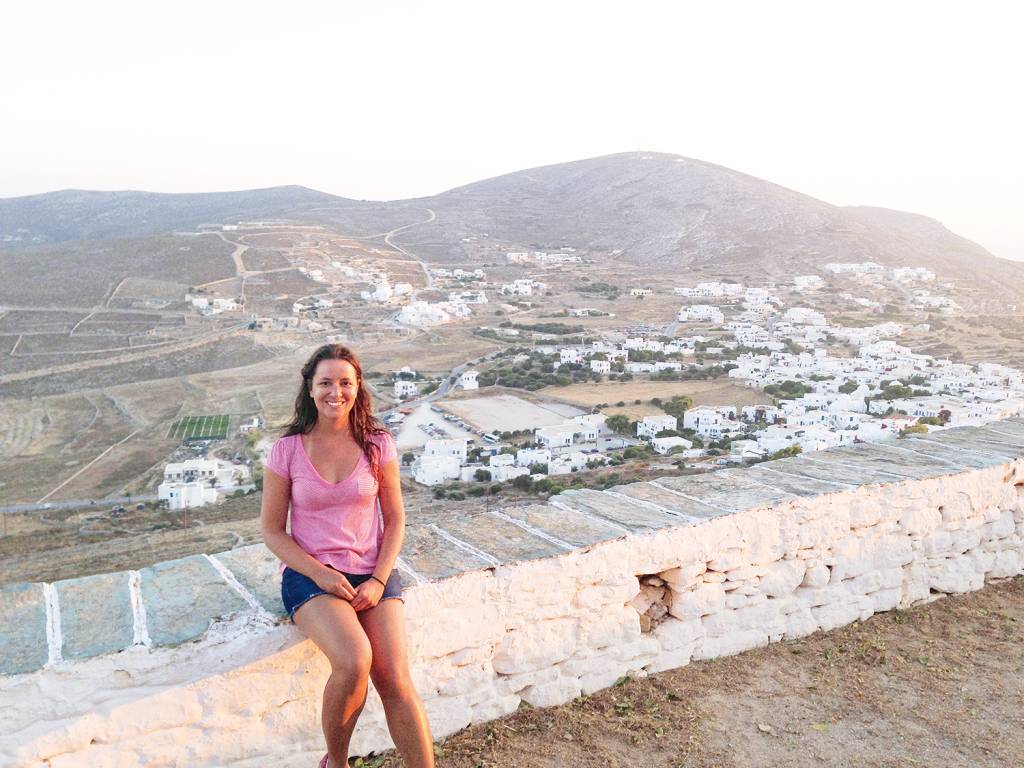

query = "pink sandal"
[{"left": 318, "top": 755, "right": 328, "bottom": 768}]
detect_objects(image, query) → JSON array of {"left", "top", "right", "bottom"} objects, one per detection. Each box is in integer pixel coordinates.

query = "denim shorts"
[{"left": 281, "top": 566, "right": 403, "bottom": 620}]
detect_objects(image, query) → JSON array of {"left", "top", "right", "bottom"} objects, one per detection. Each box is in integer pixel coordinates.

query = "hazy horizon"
[{"left": 1, "top": 1, "right": 1021, "bottom": 261}]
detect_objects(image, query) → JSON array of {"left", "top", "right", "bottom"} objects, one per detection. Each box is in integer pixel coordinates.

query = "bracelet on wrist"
[{"left": 370, "top": 574, "right": 387, "bottom": 588}]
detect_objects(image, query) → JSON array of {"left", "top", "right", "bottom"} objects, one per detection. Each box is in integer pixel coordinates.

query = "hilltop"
[{"left": 3, "top": 152, "right": 1022, "bottom": 294}]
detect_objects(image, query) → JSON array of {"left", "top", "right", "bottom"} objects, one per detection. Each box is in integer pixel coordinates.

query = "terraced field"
[{"left": 167, "top": 414, "right": 230, "bottom": 441}]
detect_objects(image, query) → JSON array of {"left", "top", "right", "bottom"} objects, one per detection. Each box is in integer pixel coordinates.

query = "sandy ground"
[
  {"left": 544, "top": 379, "right": 768, "bottom": 409},
  {"left": 442, "top": 394, "right": 584, "bottom": 433},
  {"left": 357, "top": 576, "right": 1024, "bottom": 768}
]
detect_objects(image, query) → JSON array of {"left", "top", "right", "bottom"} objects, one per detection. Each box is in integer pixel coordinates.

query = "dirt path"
[
  {"left": 372, "top": 577, "right": 1024, "bottom": 768},
  {"left": 383, "top": 209, "right": 436, "bottom": 289}
]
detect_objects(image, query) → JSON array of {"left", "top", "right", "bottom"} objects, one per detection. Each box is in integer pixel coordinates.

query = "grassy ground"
[{"left": 362, "top": 577, "right": 1024, "bottom": 768}]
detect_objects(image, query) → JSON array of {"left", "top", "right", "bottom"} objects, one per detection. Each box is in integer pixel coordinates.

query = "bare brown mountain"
[{"left": 2, "top": 152, "right": 1021, "bottom": 294}]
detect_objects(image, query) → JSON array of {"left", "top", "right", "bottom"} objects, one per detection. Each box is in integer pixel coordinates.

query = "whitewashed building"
[
  {"left": 394, "top": 380, "right": 418, "bottom": 398},
  {"left": 636, "top": 415, "right": 678, "bottom": 440}
]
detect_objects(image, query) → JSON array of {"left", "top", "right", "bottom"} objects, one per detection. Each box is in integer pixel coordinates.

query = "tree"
[
  {"left": 662, "top": 395, "right": 692, "bottom": 420},
  {"left": 899, "top": 423, "right": 930, "bottom": 437},
  {"left": 838, "top": 379, "right": 859, "bottom": 394},
  {"left": 606, "top": 414, "right": 631, "bottom": 435},
  {"left": 401, "top": 452, "right": 415, "bottom": 466},
  {"left": 473, "top": 468, "right": 492, "bottom": 482},
  {"left": 768, "top": 445, "right": 802, "bottom": 460}
]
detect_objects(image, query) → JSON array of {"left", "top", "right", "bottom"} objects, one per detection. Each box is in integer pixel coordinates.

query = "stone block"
[
  {"left": 55, "top": 571, "right": 134, "bottom": 660},
  {"left": 869, "top": 588, "right": 901, "bottom": 612},
  {"left": 652, "top": 616, "right": 704, "bottom": 651},
  {"left": 990, "top": 550, "right": 1022, "bottom": 578},
  {"left": 0, "top": 582, "right": 48, "bottom": 674},
  {"left": 795, "top": 581, "right": 849, "bottom": 608},
  {"left": 450, "top": 644, "right": 495, "bottom": 667},
  {"left": 401, "top": 524, "right": 497, "bottom": 580},
  {"left": 502, "top": 503, "right": 626, "bottom": 550},
  {"left": 521, "top": 676, "right": 583, "bottom": 708},
  {"left": 991, "top": 509, "right": 1016, "bottom": 538},
  {"left": 759, "top": 559, "right": 806, "bottom": 598},
  {"left": 579, "top": 665, "right": 628, "bottom": 695},
  {"left": 783, "top": 605, "right": 819, "bottom": 639},
  {"left": 211, "top": 545, "right": 285, "bottom": 617},
  {"left": 847, "top": 497, "right": 884, "bottom": 529},
  {"left": 668, "top": 581, "right": 725, "bottom": 619},
  {"left": 898, "top": 506, "right": 942, "bottom": 537},
  {"left": 556, "top": 488, "right": 680, "bottom": 531},
  {"left": 643, "top": 645, "right": 697, "bottom": 674},
  {"left": 707, "top": 548, "right": 746, "bottom": 572},
  {"left": 613, "top": 635, "right": 661, "bottom": 663},
  {"left": 659, "top": 561, "right": 708, "bottom": 589},
  {"left": 948, "top": 528, "right": 984, "bottom": 554},
  {"left": 470, "top": 694, "right": 521, "bottom": 724},
  {"left": 439, "top": 512, "right": 568, "bottom": 565},
  {"left": 492, "top": 618, "right": 578, "bottom": 675},
  {"left": 612, "top": 480, "right": 723, "bottom": 519},
  {"left": 968, "top": 549, "right": 996, "bottom": 574},
  {"left": 438, "top": 662, "right": 494, "bottom": 697},
  {"left": 922, "top": 530, "right": 953, "bottom": 556},
  {"left": 139, "top": 555, "right": 249, "bottom": 646},
  {"left": 692, "top": 629, "right": 768, "bottom": 660},
  {"left": 425, "top": 696, "right": 472, "bottom": 740},
  {"left": 495, "top": 665, "right": 560, "bottom": 695},
  {"left": 574, "top": 579, "right": 639, "bottom": 610},
  {"left": 407, "top": 603, "right": 505, "bottom": 659},
  {"left": 801, "top": 562, "right": 831, "bottom": 587},
  {"left": 811, "top": 597, "right": 866, "bottom": 633},
  {"left": 657, "top": 469, "right": 798, "bottom": 510},
  {"left": 928, "top": 557, "right": 985, "bottom": 594},
  {"left": 724, "top": 591, "right": 766, "bottom": 610},
  {"left": 582, "top": 606, "right": 640, "bottom": 650}
]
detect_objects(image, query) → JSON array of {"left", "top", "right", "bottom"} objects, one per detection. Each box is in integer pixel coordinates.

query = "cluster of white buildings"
[
  {"left": 412, "top": 414, "right": 618, "bottom": 486},
  {"left": 823, "top": 262, "right": 935, "bottom": 284},
  {"left": 500, "top": 279, "right": 548, "bottom": 297},
  {"left": 506, "top": 251, "right": 581, "bottom": 266},
  {"left": 396, "top": 299, "right": 473, "bottom": 327},
  {"left": 188, "top": 295, "right": 241, "bottom": 315},
  {"left": 157, "top": 459, "right": 251, "bottom": 510},
  {"left": 360, "top": 280, "right": 414, "bottom": 303}
]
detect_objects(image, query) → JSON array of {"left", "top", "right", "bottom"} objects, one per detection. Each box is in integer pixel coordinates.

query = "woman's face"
[{"left": 309, "top": 359, "right": 360, "bottom": 422}]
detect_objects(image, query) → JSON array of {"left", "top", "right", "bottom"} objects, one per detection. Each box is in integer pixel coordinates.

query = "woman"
[{"left": 261, "top": 344, "right": 434, "bottom": 768}]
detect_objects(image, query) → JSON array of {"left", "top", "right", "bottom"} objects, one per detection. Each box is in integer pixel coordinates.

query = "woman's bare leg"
[
  {"left": 358, "top": 599, "right": 434, "bottom": 768},
  {"left": 293, "top": 595, "right": 373, "bottom": 768}
]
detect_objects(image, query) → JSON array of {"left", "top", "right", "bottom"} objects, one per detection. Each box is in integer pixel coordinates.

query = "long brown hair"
[{"left": 282, "top": 344, "right": 387, "bottom": 478}]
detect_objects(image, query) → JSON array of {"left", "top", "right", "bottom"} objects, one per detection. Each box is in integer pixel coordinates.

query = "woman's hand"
[
  {"left": 314, "top": 569, "right": 356, "bottom": 601},
  {"left": 350, "top": 578, "right": 385, "bottom": 612}
]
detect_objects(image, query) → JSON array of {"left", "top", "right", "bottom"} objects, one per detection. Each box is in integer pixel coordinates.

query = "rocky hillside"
[
  {"left": 3, "top": 152, "right": 1021, "bottom": 292},
  {"left": 0, "top": 186, "right": 342, "bottom": 246}
]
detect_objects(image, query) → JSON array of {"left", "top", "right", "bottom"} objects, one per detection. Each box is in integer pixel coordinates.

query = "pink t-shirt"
[{"left": 265, "top": 430, "right": 397, "bottom": 574}]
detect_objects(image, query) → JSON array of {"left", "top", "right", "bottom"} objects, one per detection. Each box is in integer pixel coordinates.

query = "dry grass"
[{"left": 543, "top": 379, "right": 767, "bottom": 409}]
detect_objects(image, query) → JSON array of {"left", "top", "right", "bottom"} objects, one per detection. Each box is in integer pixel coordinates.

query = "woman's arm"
[
  {"left": 350, "top": 454, "right": 405, "bottom": 611},
  {"left": 260, "top": 467, "right": 355, "bottom": 600}
]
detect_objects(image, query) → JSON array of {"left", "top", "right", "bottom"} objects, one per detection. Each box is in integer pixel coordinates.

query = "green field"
[{"left": 167, "top": 414, "right": 230, "bottom": 441}]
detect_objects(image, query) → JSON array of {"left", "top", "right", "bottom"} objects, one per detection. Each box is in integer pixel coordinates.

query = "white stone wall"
[{"left": 3, "top": 460, "right": 1023, "bottom": 767}]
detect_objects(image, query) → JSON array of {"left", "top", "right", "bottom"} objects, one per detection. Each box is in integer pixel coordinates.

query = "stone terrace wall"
[{"left": 3, "top": 420, "right": 1024, "bottom": 767}]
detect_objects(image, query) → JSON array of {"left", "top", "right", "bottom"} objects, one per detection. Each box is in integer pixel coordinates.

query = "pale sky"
[{"left": 1, "top": 1, "right": 1021, "bottom": 260}]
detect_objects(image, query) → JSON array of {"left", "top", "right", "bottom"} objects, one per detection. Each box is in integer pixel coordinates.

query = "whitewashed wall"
[{"left": 2, "top": 456, "right": 1023, "bottom": 767}]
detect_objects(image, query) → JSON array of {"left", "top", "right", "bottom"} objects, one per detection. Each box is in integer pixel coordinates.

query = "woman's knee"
[
  {"left": 372, "top": 662, "right": 415, "bottom": 702},
  {"left": 326, "top": 638, "right": 373, "bottom": 682}
]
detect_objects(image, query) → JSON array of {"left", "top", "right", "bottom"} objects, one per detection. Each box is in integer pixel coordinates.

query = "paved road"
[{"left": 0, "top": 494, "right": 159, "bottom": 514}]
